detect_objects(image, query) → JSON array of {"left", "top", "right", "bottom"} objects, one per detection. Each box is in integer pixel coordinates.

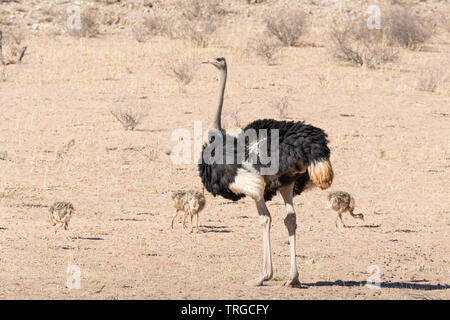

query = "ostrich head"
[{"left": 202, "top": 56, "right": 227, "bottom": 70}]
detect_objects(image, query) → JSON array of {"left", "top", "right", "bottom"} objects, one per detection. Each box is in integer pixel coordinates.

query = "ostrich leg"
[
  {"left": 335, "top": 210, "right": 346, "bottom": 228},
  {"left": 279, "top": 183, "right": 301, "bottom": 286},
  {"left": 245, "top": 199, "right": 273, "bottom": 286}
]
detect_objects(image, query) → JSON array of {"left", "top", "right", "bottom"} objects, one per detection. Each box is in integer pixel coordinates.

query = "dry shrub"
[
  {"left": 329, "top": 19, "right": 398, "bottom": 68},
  {"left": 416, "top": 61, "right": 448, "bottom": 93},
  {"left": 264, "top": 5, "right": 307, "bottom": 46},
  {"left": 179, "top": 0, "right": 227, "bottom": 19},
  {"left": 132, "top": 24, "right": 150, "bottom": 43},
  {"left": 247, "top": 35, "right": 281, "bottom": 65},
  {"left": 179, "top": 18, "right": 218, "bottom": 48},
  {"left": 131, "top": 0, "right": 226, "bottom": 46},
  {"left": 68, "top": 8, "right": 99, "bottom": 38},
  {"left": 166, "top": 59, "right": 195, "bottom": 91},
  {"left": 132, "top": 12, "right": 175, "bottom": 42},
  {"left": 143, "top": 13, "right": 170, "bottom": 37},
  {"left": 110, "top": 105, "right": 150, "bottom": 131},
  {"left": 176, "top": 0, "right": 226, "bottom": 47},
  {"left": 384, "top": 6, "right": 434, "bottom": 51}
]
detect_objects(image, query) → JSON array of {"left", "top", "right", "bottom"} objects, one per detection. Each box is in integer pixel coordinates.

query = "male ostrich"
[{"left": 198, "top": 57, "right": 334, "bottom": 286}]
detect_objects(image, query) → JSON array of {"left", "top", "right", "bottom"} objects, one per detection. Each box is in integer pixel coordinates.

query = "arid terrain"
[{"left": 0, "top": 0, "right": 449, "bottom": 299}]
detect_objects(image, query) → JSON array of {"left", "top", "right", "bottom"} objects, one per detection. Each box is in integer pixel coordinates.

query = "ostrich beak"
[{"left": 202, "top": 58, "right": 215, "bottom": 64}]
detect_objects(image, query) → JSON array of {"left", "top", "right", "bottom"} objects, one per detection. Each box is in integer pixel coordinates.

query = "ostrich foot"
[
  {"left": 244, "top": 277, "right": 265, "bottom": 287},
  {"left": 244, "top": 274, "right": 271, "bottom": 287},
  {"left": 283, "top": 273, "right": 300, "bottom": 287}
]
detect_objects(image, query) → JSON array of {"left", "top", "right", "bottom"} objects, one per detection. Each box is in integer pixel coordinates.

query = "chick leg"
[
  {"left": 335, "top": 210, "right": 346, "bottom": 228},
  {"left": 196, "top": 213, "right": 200, "bottom": 233},
  {"left": 170, "top": 210, "right": 181, "bottom": 229}
]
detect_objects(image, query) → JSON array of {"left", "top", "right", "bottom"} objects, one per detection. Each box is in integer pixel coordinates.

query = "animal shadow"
[
  {"left": 71, "top": 236, "right": 104, "bottom": 241},
  {"left": 200, "top": 225, "right": 232, "bottom": 233},
  {"left": 345, "top": 224, "right": 380, "bottom": 229},
  {"left": 304, "top": 280, "right": 449, "bottom": 291}
]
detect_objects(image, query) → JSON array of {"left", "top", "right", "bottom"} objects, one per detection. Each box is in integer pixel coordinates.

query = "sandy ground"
[{"left": 0, "top": 3, "right": 449, "bottom": 299}]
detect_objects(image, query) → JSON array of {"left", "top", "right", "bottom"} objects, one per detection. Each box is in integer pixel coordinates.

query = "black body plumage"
[{"left": 198, "top": 119, "right": 331, "bottom": 202}]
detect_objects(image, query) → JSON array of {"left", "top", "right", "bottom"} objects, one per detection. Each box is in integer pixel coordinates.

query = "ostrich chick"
[
  {"left": 49, "top": 202, "right": 75, "bottom": 232},
  {"left": 171, "top": 190, "right": 206, "bottom": 233},
  {"left": 327, "top": 191, "right": 364, "bottom": 227}
]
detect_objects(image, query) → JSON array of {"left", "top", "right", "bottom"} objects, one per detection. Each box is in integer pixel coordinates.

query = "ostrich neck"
[{"left": 213, "top": 68, "right": 227, "bottom": 131}]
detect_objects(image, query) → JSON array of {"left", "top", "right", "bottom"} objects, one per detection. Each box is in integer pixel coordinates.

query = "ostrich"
[
  {"left": 49, "top": 202, "right": 75, "bottom": 232},
  {"left": 327, "top": 191, "right": 364, "bottom": 228},
  {"left": 198, "top": 57, "right": 334, "bottom": 286},
  {"left": 170, "top": 190, "right": 206, "bottom": 233}
]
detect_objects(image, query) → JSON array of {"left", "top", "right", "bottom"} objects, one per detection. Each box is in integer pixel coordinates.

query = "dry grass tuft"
[
  {"left": 110, "top": 105, "right": 150, "bottom": 131},
  {"left": 263, "top": 5, "right": 307, "bottom": 46},
  {"left": 273, "top": 95, "right": 290, "bottom": 119},
  {"left": 0, "top": 186, "right": 15, "bottom": 199},
  {"left": 416, "top": 61, "right": 448, "bottom": 93},
  {"left": 165, "top": 58, "right": 195, "bottom": 91},
  {"left": 57, "top": 139, "right": 76, "bottom": 160}
]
